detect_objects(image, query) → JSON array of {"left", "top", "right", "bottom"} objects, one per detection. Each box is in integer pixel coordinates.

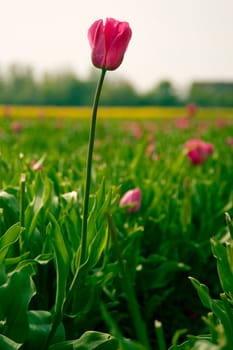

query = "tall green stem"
[
  {"left": 19, "top": 173, "right": 26, "bottom": 251},
  {"left": 67, "top": 69, "right": 106, "bottom": 302},
  {"left": 79, "top": 68, "right": 106, "bottom": 265}
]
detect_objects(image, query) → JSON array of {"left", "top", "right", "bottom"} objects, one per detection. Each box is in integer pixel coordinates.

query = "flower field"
[{"left": 0, "top": 107, "right": 233, "bottom": 349}]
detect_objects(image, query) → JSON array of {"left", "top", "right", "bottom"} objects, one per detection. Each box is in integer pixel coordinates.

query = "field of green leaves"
[{"left": 0, "top": 108, "right": 233, "bottom": 350}]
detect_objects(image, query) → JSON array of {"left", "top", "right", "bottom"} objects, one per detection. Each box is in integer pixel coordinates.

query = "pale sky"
[{"left": 0, "top": 0, "right": 233, "bottom": 91}]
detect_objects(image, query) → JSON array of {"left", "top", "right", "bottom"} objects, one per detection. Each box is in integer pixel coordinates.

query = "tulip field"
[{"left": 0, "top": 106, "right": 233, "bottom": 350}]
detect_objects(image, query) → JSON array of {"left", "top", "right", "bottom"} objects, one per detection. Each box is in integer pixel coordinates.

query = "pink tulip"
[
  {"left": 175, "top": 118, "right": 190, "bottom": 129},
  {"left": 186, "top": 103, "right": 198, "bottom": 118},
  {"left": 216, "top": 118, "right": 227, "bottom": 128},
  {"left": 184, "top": 139, "right": 214, "bottom": 165},
  {"left": 119, "top": 188, "right": 141, "bottom": 213},
  {"left": 11, "top": 121, "right": 22, "bottom": 133},
  {"left": 30, "top": 160, "right": 43, "bottom": 171},
  {"left": 88, "top": 18, "right": 132, "bottom": 70},
  {"left": 145, "top": 143, "right": 155, "bottom": 156},
  {"left": 226, "top": 137, "right": 233, "bottom": 146}
]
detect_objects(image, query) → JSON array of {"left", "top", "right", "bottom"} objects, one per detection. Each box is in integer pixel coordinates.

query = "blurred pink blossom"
[
  {"left": 124, "top": 122, "right": 144, "bottom": 138},
  {"left": 186, "top": 103, "right": 198, "bottom": 118},
  {"left": 175, "top": 118, "right": 190, "bottom": 129},
  {"left": 184, "top": 139, "right": 214, "bottom": 165},
  {"left": 31, "top": 160, "right": 43, "bottom": 171},
  {"left": 216, "top": 118, "right": 227, "bottom": 128},
  {"left": 132, "top": 125, "right": 144, "bottom": 138},
  {"left": 11, "top": 121, "right": 22, "bottom": 133},
  {"left": 145, "top": 143, "right": 159, "bottom": 161},
  {"left": 145, "top": 143, "right": 155, "bottom": 156},
  {"left": 226, "top": 137, "right": 233, "bottom": 146},
  {"left": 152, "top": 153, "right": 159, "bottom": 161},
  {"left": 119, "top": 188, "right": 142, "bottom": 213}
]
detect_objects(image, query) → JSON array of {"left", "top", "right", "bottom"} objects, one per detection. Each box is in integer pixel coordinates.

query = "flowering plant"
[
  {"left": 184, "top": 138, "right": 214, "bottom": 165},
  {"left": 88, "top": 18, "right": 132, "bottom": 70}
]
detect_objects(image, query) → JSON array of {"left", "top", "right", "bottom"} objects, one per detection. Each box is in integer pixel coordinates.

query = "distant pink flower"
[
  {"left": 145, "top": 143, "right": 155, "bottom": 156},
  {"left": 132, "top": 125, "right": 144, "bottom": 138},
  {"left": 175, "top": 118, "right": 190, "bottom": 129},
  {"left": 123, "top": 122, "right": 144, "bottom": 138},
  {"left": 11, "top": 121, "right": 22, "bottom": 133},
  {"left": 184, "top": 139, "right": 214, "bottom": 165},
  {"left": 216, "top": 118, "right": 227, "bottom": 128},
  {"left": 31, "top": 160, "right": 43, "bottom": 171},
  {"left": 226, "top": 137, "right": 233, "bottom": 146},
  {"left": 152, "top": 153, "right": 159, "bottom": 161},
  {"left": 186, "top": 103, "right": 198, "bottom": 118},
  {"left": 119, "top": 188, "right": 142, "bottom": 213},
  {"left": 145, "top": 143, "right": 159, "bottom": 161}
]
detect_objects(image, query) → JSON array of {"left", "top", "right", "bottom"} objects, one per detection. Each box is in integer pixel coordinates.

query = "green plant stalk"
[
  {"left": 154, "top": 320, "right": 167, "bottom": 350},
  {"left": 68, "top": 69, "right": 106, "bottom": 299},
  {"left": 19, "top": 173, "right": 26, "bottom": 251},
  {"left": 106, "top": 212, "right": 151, "bottom": 349},
  {"left": 80, "top": 68, "right": 106, "bottom": 265}
]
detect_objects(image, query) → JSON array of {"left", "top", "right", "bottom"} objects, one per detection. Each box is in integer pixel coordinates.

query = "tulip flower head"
[
  {"left": 88, "top": 18, "right": 132, "bottom": 70},
  {"left": 30, "top": 160, "right": 43, "bottom": 171},
  {"left": 186, "top": 103, "right": 198, "bottom": 118},
  {"left": 184, "top": 139, "right": 214, "bottom": 165},
  {"left": 11, "top": 121, "right": 22, "bottom": 133},
  {"left": 119, "top": 188, "right": 142, "bottom": 213},
  {"left": 226, "top": 137, "right": 233, "bottom": 146}
]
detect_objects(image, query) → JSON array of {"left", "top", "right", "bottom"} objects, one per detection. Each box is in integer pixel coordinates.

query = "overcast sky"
[{"left": 0, "top": 0, "right": 233, "bottom": 91}]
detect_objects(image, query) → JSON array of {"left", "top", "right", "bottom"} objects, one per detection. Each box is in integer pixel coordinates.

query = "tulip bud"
[
  {"left": 88, "top": 18, "right": 132, "bottom": 71},
  {"left": 184, "top": 139, "right": 214, "bottom": 165},
  {"left": 119, "top": 188, "right": 142, "bottom": 213},
  {"left": 186, "top": 103, "right": 198, "bottom": 118}
]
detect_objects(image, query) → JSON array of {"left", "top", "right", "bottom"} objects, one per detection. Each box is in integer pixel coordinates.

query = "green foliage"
[
  {"left": 0, "top": 115, "right": 232, "bottom": 349},
  {"left": 2, "top": 63, "right": 233, "bottom": 106},
  {"left": 173, "top": 214, "right": 233, "bottom": 350}
]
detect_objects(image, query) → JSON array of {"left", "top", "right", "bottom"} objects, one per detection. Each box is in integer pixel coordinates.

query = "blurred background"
[{"left": 0, "top": 0, "right": 233, "bottom": 106}]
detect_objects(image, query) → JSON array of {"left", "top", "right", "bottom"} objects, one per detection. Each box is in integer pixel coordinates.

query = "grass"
[{"left": 0, "top": 109, "right": 233, "bottom": 349}]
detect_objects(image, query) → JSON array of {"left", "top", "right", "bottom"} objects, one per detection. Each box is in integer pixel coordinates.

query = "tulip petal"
[
  {"left": 88, "top": 19, "right": 106, "bottom": 68},
  {"left": 105, "top": 26, "right": 132, "bottom": 70}
]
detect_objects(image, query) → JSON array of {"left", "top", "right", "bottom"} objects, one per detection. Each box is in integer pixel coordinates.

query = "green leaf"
[
  {"left": 0, "top": 264, "right": 36, "bottom": 343},
  {"left": 189, "top": 277, "right": 212, "bottom": 309},
  {"left": 211, "top": 238, "right": 233, "bottom": 295},
  {"left": 119, "top": 338, "right": 148, "bottom": 350},
  {"left": 47, "top": 213, "right": 70, "bottom": 327},
  {"left": 48, "top": 331, "right": 118, "bottom": 350},
  {"left": 25, "top": 310, "right": 65, "bottom": 350},
  {"left": 0, "top": 334, "right": 22, "bottom": 350},
  {"left": 0, "top": 190, "right": 19, "bottom": 217},
  {"left": 225, "top": 213, "right": 233, "bottom": 240},
  {"left": 24, "top": 172, "right": 53, "bottom": 241},
  {"left": 169, "top": 334, "right": 218, "bottom": 349},
  {"left": 211, "top": 299, "right": 233, "bottom": 349},
  {"left": 0, "top": 190, "right": 19, "bottom": 229},
  {"left": 0, "top": 223, "right": 23, "bottom": 265},
  {"left": 85, "top": 182, "right": 113, "bottom": 269}
]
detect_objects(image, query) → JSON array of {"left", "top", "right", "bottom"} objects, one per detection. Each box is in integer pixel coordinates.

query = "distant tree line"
[{"left": 0, "top": 64, "right": 233, "bottom": 106}]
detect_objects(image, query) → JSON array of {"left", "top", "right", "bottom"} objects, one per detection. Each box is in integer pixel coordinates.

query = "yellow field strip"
[{"left": 0, "top": 105, "right": 233, "bottom": 120}]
